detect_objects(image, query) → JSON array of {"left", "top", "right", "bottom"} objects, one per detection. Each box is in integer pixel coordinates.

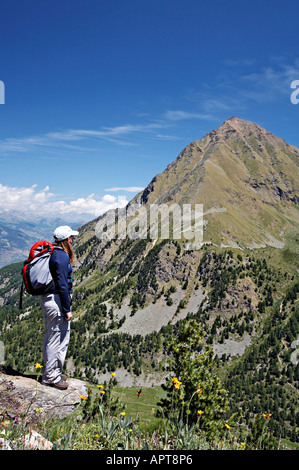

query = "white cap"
[{"left": 53, "top": 225, "right": 79, "bottom": 241}]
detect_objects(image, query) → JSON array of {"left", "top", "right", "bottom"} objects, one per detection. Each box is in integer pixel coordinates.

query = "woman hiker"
[{"left": 40, "top": 225, "right": 78, "bottom": 390}]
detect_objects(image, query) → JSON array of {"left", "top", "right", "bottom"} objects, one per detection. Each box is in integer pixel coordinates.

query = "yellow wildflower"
[
  {"left": 197, "top": 386, "right": 203, "bottom": 394},
  {"left": 224, "top": 423, "right": 231, "bottom": 429},
  {"left": 35, "top": 363, "right": 43, "bottom": 369},
  {"left": 1, "top": 420, "right": 10, "bottom": 427},
  {"left": 97, "top": 385, "right": 104, "bottom": 388},
  {"left": 112, "top": 372, "right": 116, "bottom": 377},
  {"left": 262, "top": 413, "right": 271, "bottom": 419},
  {"left": 120, "top": 412, "right": 126, "bottom": 416},
  {"left": 100, "top": 390, "right": 105, "bottom": 394},
  {"left": 79, "top": 394, "right": 88, "bottom": 400},
  {"left": 173, "top": 379, "right": 183, "bottom": 389},
  {"left": 197, "top": 410, "right": 204, "bottom": 415}
]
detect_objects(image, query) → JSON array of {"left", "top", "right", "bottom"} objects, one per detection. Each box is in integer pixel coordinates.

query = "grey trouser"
[{"left": 39, "top": 293, "right": 70, "bottom": 384}]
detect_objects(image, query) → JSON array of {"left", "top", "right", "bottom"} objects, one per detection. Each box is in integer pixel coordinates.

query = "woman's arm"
[{"left": 50, "top": 249, "right": 72, "bottom": 317}]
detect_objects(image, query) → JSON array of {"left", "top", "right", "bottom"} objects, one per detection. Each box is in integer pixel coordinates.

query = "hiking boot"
[
  {"left": 53, "top": 380, "right": 68, "bottom": 390},
  {"left": 42, "top": 379, "right": 68, "bottom": 390},
  {"left": 60, "top": 374, "right": 67, "bottom": 381}
]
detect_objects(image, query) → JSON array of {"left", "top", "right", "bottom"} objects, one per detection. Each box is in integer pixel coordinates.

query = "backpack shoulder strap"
[{"left": 19, "top": 281, "right": 24, "bottom": 310}]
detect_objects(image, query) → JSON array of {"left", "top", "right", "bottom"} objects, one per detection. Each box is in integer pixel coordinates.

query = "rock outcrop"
[{"left": 0, "top": 365, "right": 87, "bottom": 420}]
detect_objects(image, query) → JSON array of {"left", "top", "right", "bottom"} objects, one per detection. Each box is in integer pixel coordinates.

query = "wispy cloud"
[
  {"left": 155, "top": 134, "right": 181, "bottom": 141},
  {"left": 184, "top": 57, "right": 299, "bottom": 113},
  {"left": 105, "top": 186, "right": 144, "bottom": 192},
  {"left": 0, "top": 121, "right": 172, "bottom": 156},
  {"left": 240, "top": 59, "right": 299, "bottom": 102},
  {"left": 164, "top": 110, "right": 212, "bottom": 121},
  {"left": 48, "top": 122, "right": 167, "bottom": 140},
  {"left": 2, "top": 58, "right": 298, "bottom": 160}
]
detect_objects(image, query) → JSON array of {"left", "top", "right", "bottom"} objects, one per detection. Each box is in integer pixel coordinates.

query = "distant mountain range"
[{"left": 0, "top": 212, "right": 85, "bottom": 268}]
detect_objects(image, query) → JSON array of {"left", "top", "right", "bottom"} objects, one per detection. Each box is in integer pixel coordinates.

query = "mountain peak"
[
  {"left": 219, "top": 116, "right": 264, "bottom": 134},
  {"left": 134, "top": 116, "right": 299, "bottom": 249},
  {"left": 205, "top": 116, "right": 283, "bottom": 147},
  {"left": 223, "top": 116, "right": 258, "bottom": 126},
  {"left": 225, "top": 116, "right": 244, "bottom": 123}
]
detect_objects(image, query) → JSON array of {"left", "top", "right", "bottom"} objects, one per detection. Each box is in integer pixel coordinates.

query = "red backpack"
[{"left": 20, "top": 241, "right": 58, "bottom": 309}]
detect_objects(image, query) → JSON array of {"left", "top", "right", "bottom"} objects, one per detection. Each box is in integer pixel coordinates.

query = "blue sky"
[{"left": 0, "top": 0, "right": 299, "bottom": 222}]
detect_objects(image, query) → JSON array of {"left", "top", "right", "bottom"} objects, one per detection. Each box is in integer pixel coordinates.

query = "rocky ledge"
[{"left": 0, "top": 365, "right": 87, "bottom": 421}]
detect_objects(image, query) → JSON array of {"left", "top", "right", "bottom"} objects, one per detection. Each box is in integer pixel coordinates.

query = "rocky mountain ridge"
[{"left": 128, "top": 116, "right": 298, "bottom": 249}]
